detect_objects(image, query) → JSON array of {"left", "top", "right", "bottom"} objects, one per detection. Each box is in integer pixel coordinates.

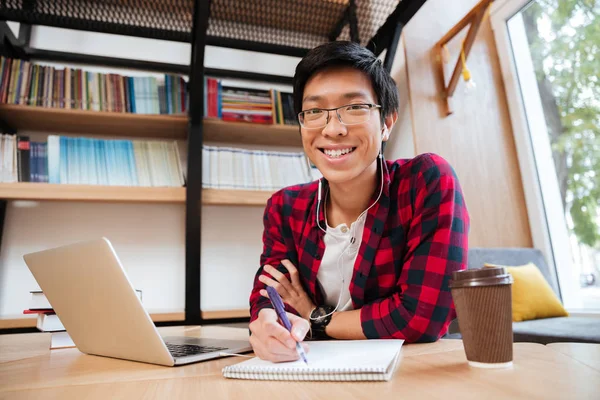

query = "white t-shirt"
[{"left": 316, "top": 213, "right": 367, "bottom": 311}]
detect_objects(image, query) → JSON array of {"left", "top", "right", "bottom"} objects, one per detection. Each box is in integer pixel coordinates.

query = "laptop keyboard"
[{"left": 166, "top": 343, "right": 227, "bottom": 358}]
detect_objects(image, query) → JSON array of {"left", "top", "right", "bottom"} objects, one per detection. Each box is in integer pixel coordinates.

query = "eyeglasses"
[{"left": 298, "top": 103, "right": 382, "bottom": 129}]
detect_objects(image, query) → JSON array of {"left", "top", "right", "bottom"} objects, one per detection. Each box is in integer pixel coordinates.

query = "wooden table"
[
  {"left": 1, "top": 326, "right": 599, "bottom": 400},
  {"left": 547, "top": 342, "right": 600, "bottom": 372}
]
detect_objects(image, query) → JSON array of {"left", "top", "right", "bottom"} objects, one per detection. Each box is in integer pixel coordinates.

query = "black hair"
[{"left": 293, "top": 41, "right": 399, "bottom": 122}]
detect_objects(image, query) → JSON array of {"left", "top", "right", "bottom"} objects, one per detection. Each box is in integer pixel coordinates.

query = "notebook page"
[{"left": 224, "top": 339, "right": 404, "bottom": 374}]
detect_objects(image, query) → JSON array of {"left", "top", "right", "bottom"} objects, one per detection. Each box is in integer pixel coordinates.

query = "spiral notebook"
[{"left": 222, "top": 339, "right": 404, "bottom": 381}]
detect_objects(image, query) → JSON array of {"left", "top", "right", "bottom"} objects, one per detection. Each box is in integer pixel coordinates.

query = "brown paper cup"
[{"left": 450, "top": 267, "right": 514, "bottom": 368}]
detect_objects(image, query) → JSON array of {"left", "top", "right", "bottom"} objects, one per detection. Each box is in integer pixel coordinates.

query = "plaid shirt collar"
[
  {"left": 307, "top": 158, "right": 392, "bottom": 308},
  {"left": 312, "top": 157, "right": 391, "bottom": 233}
]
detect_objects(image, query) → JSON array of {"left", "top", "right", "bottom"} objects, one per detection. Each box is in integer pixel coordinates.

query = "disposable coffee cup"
[{"left": 449, "top": 266, "right": 514, "bottom": 368}]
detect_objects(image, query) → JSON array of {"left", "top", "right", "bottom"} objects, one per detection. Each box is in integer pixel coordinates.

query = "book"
[
  {"left": 28, "top": 291, "right": 53, "bottom": 310},
  {"left": 222, "top": 339, "right": 404, "bottom": 381},
  {"left": 0, "top": 56, "right": 188, "bottom": 114},
  {"left": 2, "top": 133, "right": 185, "bottom": 186},
  {"left": 51, "top": 331, "right": 76, "bottom": 350},
  {"left": 36, "top": 313, "right": 64, "bottom": 332},
  {"left": 201, "top": 145, "right": 312, "bottom": 190}
]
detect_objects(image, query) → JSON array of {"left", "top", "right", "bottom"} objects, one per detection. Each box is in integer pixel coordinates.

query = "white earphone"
[{"left": 382, "top": 125, "right": 390, "bottom": 141}]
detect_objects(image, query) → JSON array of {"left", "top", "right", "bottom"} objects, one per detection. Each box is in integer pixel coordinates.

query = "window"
[{"left": 492, "top": 0, "right": 599, "bottom": 311}]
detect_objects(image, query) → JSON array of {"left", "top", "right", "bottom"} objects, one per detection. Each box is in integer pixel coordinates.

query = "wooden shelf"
[
  {"left": 201, "top": 309, "right": 250, "bottom": 320},
  {"left": 0, "top": 310, "right": 251, "bottom": 329},
  {"left": 202, "top": 189, "right": 274, "bottom": 206},
  {"left": 203, "top": 119, "right": 301, "bottom": 147},
  {"left": 0, "top": 312, "right": 185, "bottom": 330},
  {"left": 0, "top": 183, "right": 275, "bottom": 206},
  {"left": 0, "top": 183, "right": 186, "bottom": 203},
  {"left": 0, "top": 105, "right": 302, "bottom": 146},
  {"left": 0, "top": 104, "right": 188, "bottom": 140}
]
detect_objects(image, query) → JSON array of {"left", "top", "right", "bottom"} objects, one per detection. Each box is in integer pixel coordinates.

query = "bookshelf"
[
  {"left": 203, "top": 119, "right": 301, "bottom": 147},
  {"left": 0, "top": 105, "right": 302, "bottom": 146},
  {"left": 203, "top": 189, "right": 275, "bottom": 206},
  {"left": 0, "top": 183, "right": 275, "bottom": 206},
  {"left": 0, "top": 183, "right": 186, "bottom": 203},
  {"left": 0, "top": 311, "right": 185, "bottom": 330},
  {"left": 0, "top": 104, "right": 188, "bottom": 140},
  {"left": 0, "top": 0, "right": 426, "bottom": 327},
  {"left": 201, "top": 309, "right": 250, "bottom": 320}
]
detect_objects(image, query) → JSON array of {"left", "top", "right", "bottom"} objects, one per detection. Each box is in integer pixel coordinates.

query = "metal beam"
[
  {"left": 18, "top": 24, "right": 32, "bottom": 46},
  {"left": 0, "top": 21, "right": 27, "bottom": 59},
  {"left": 0, "top": 13, "right": 191, "bottom": 43},
  {"left": 383, "top": 22, "right": 403, "bottom": 72},
  {"left": 348, "top": 0, "right": 359, "bottom": 43},
  {"left": 367, "top": 0, "right": 426, "bottom": 56},
  {"left": 327, "top": 1, "right": 359, "bottom": 43},
  {"left": 205, "top": 36, "right": 308, "bottom": 58},
  {"left": 328, "top": 6, "right": 349, "bottom": 41},
  {"left": 185, "top": 0, "right": 211, "bottom": 326}
]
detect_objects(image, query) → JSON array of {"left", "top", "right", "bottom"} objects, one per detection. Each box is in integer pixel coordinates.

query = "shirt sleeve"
[
  {"left": 249, "top": 191, "right": 299, "bottom": 323},
  {"left": 360, "top": 154, "right": 470, "bottom": 342}
]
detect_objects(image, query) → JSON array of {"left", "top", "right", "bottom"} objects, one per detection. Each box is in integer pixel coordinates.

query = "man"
[{"left": 248, "top": 41, "right": 469, "bottom": 362}]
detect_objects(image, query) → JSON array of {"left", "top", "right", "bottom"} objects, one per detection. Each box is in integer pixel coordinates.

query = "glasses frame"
[{"left": 297, "top": 103, "right": 382, "bottom": 129}]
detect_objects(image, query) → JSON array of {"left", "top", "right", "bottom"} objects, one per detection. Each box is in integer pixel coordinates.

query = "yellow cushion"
[{"left": 484, "top": 262, "right": 569, "bottom": 322}]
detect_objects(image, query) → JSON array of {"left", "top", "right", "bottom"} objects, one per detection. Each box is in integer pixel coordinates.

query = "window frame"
[{"left": 490, "top": 0, "right": 587, "bottom": 310}]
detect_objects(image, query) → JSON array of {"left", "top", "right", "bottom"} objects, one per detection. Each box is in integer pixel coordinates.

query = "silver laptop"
[{"left": 23, "top": 237, "right": 252, "bottom": 366}]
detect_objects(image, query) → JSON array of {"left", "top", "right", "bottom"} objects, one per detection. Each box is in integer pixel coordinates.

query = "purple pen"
[{"left": 266, "top": 285, "right": 309, "bottom": 365}]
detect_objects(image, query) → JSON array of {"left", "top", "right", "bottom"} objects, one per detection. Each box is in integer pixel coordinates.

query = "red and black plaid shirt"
[{"left": 249, "top": 153, "right": 470, "bottom": 342}]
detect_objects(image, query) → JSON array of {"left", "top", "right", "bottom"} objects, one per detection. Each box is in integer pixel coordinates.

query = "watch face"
[
  {"left": 311, "top": 307, "right": 324, "bottom": 321},
  {"left": 311, "top": 306, "right": 332, "bottom": 324}
]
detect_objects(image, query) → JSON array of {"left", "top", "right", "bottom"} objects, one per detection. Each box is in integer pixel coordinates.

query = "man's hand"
[
  {"left": 249, "top": 308, "right": 310, "bottom": 362},
  {"left": 258, "top": 259, "right": 316, "bottom": 320}
]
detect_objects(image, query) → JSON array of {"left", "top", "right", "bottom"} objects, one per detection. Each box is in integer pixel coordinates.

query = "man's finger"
[
  {"left": 263, "top": 265, "right": 295, "bottom": 294},
  {"left": 259, "top": 289, "right": 269, "bottom": 298},
  {"left": 258, "top": 275, "right": 291, "bottom": 298},
  {"left": 280, "top": 260, "right": 301, "bottom": 287},
  {"left": 264, "top": 336, "right": 300, "bottom": 358},
  {"left": 288, "top": 314, "right": 310, "bottom": 341},
  {"left": 263, "top": 319, "right": 296, "bottom": 349}
]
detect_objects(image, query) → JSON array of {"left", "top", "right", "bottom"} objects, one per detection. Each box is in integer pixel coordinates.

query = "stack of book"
[
  {"left": 0, "top": 56, "right": 188, "bottom": 114},
  {"left": 1, "top": 134, "right": 185, "bottom": 186},
  {"left": 24, "top": 290, "right": 143, "bottom": 349},
  {"left": 204, "top": 77, "right": 297, "bottom": 126},
  {"left": 221, "top": 86, "right": 274, "bottom": 125},
  {"left": 202, "top": 145, "right": 312, "bottom": 190},
  {"left": 23, "top": 291, "right": 66, "bottom": 348}
]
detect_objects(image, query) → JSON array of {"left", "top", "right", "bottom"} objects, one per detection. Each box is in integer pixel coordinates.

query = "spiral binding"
[{"left": 222, "top": 365, "right": 391, "bottom": 381}]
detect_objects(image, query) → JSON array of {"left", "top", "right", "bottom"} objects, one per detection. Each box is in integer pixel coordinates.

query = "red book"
[
  {"left": 23, "top": 309, "right": 55, "bottom": 315},
  {"left": 222, "top": 113, "right": 273, "bottom": 124}
]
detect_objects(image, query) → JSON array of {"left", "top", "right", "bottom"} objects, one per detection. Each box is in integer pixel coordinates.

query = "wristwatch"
[{"left": 309, "top": 305, "right": 335, "bottom": 339}]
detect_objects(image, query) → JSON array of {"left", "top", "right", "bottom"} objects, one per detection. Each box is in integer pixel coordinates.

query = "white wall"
[
  {"left": 0, "top": 25, "right": 412, "bottom": 320},
  {"left": 1, "top": 200, "right": 186, "bottom": 316}
]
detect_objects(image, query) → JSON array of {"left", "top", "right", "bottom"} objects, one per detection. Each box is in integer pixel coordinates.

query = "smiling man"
[{"left": 248, "top": 41, "right": 470, "bottom": 363}]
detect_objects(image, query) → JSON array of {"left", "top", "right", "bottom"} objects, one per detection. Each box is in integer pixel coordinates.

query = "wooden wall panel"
[
  {"left": 384, "top": 34, "right": 417, "bottom": 160},
  {"left": 403, "top": 0, "right": 532, "bottom": 248}
]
